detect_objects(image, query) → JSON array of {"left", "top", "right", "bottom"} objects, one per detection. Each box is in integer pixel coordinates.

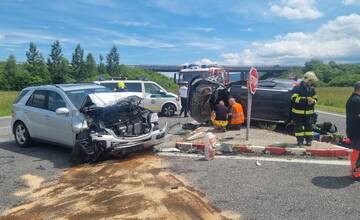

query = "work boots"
[{"left": 297, "top": 137, "right": 304, "bottom": 147}]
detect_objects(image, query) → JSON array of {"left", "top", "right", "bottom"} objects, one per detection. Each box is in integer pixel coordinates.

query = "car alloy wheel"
[
  {"left": 162, "top": 104, "right": 176, "bottom": 117},
  {"left": 14, "top": 122, "right": 32, "bottom": 147}
]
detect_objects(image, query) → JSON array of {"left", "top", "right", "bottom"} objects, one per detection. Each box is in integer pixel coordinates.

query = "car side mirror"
[
  {"left": 56, "top": 107, "right": 69, "bottom": 115},
  {"left": 159, "top": 89, "right": 166, "bottom": 94}
]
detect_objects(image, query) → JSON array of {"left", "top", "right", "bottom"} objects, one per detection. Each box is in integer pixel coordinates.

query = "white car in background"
[{"left": 94, "top": 80, "right": 181, "bottom": 117}]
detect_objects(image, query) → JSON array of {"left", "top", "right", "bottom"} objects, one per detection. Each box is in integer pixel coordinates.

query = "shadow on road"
[
  {"left": 0, "top": 139, "right": 71, "bottom": 169},
  {"left": 311, "top": 176, "right": 355, "bottom": 189}
]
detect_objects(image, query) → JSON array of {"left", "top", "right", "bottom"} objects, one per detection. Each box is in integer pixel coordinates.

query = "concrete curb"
[{"left": 175, "top": 141, "right": 352, "bottom": 158}]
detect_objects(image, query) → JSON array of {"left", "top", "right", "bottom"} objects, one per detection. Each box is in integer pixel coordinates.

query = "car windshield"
[{"left": 65, "top": 87, "right": 112, "bottom": 109}]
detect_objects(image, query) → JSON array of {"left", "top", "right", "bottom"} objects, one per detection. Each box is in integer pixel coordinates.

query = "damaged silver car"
[{"left": 11, "top": 84, "right": 166, "bottom": 163}]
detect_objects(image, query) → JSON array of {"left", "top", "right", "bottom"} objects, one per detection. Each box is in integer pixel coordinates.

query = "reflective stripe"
[
  {"left": 295, "top": 132, "right": 305, "bottom": 137},
  {"left": 295, "top": 96, "right": 302, "bottom": 103},
  {"left": 291, "top": 94, "right": 299, "bottom": 100},
  {"left": 304, "top": 131, "right": 313, "bottom": 136},
  {"left": 292, "top": 108, "right": 314, "bottom": 115}
]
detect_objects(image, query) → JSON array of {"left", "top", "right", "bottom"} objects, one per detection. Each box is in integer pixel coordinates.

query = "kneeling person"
[
  {"left": 211, "top": 100, "right": 228, "bottom": 131},
  {"left": 227, "top": 97, "right": 245, "bottom": 130}
]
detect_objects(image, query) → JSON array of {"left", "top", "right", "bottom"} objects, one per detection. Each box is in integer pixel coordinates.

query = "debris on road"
[
  {"left": 1, "top": 154, "right": 234, "bottom": 220},
  {"left": 204, "top": 133, "right": 217, "bottom": 161}
]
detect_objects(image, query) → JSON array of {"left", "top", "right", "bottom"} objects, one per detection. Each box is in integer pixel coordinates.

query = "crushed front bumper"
[{"left": 90, "top": 123, "right": 167, "bottom": 155}]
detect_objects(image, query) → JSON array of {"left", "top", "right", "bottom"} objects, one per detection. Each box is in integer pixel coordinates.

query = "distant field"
[
  {"left": 316, "top": 87, "right": 353, "bottom": 114},
  {"left": 0, "top": 87, "right": 353, "bottom": 116},
  {"left": 0, "top": 91, "right": 18, "bottom": 116}
]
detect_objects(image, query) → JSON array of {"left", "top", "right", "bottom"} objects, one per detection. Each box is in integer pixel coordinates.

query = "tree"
[
  {"left": 85, "top": 53, "right": 97, "bottom": 80},
  {"left": 98, "top": 54, "right": 106, "bottom": 76},
  {"left": 25, "top": 42, "right": 51, "bottom": 85},
  {"left": 3, "top": 55, "right": 17, "bottom": 90},
  {"left": 106, "top": 45, "right": 120, "bottom": 76},
  {"left": 48, "top": 40, "right": 67, "bottom": 83},
  {"left": 71, "top": 44, "right": 86, "bottom": 82}
]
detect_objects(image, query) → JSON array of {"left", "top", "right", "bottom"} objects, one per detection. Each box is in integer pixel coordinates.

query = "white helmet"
[{"left": 303, "top": 71, "right": 318, "bottom": 83}]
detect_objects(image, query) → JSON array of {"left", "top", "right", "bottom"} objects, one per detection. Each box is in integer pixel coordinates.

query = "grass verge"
[
  {"left": 0, "top": 91, "right": 18, "bottom": 117},
  {"left": 316, "top": 87, "right": 352, "bottom": 114}
]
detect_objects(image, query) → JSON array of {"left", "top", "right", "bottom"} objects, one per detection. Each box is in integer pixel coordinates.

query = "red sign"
[{"left": 248, "top": 67, "right": 258, "bottom": 95}]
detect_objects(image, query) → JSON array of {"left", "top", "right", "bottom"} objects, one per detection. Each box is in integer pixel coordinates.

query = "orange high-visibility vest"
[{"left": 230, "top": 103, "right": 245, "bottom": 125}]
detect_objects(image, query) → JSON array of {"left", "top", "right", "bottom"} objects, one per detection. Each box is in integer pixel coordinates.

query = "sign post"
[{"left": 246, "top": 67, "right": 258, "bottom": 141}]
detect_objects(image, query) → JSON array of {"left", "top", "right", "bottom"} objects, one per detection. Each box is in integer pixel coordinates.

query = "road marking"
[
  {"left": 158, "top": 152, "right": 350, "bottom": 166},
  {"left": 0, "top": 116, "right": 11, "bottom": 119},
  {"left": 316, "top": 110, "right": 346, "bottom": 118}
]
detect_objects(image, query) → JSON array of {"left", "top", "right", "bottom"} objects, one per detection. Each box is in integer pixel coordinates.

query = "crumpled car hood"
[{"left": 87, "top": 92, "right": 142, "bottom": 107}]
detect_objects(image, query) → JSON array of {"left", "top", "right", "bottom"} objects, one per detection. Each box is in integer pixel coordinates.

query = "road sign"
[
  {"left": 249, "top": 67, "right": 258, "bottom": 95},
  {"left": 246, "top": 67, "right": 258, "bottom": 140}
]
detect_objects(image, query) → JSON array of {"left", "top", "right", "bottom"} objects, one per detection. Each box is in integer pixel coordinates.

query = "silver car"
[{"left": 11, "top": 84, "right": 166, "bottom": 163}]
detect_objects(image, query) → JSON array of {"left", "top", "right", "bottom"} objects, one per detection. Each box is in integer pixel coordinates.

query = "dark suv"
[{"left": 188, "top": 78, "right": 298, "bottom": 124}]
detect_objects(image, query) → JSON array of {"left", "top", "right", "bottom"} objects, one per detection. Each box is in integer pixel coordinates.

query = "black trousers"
[
  {"left": 179, "top": 97, "right": 188, "bottom": 116},
  {"left": 293, "top": 114, "right": 313, "bottom": 143}
]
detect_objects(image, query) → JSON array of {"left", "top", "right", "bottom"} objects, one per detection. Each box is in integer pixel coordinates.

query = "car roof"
[
  {"left": 94, "top": 80, "right": 153, "bottom": 83},
  {"left": 23, "top": 83, "right": 106, "bottom": 92}
]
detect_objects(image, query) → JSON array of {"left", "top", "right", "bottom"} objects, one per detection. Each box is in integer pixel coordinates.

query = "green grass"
[
  {"left": 316, "top": 87, "right": 353, "bottom": 114},
  {"left": 0, "top": 91, "right": 18, "bottom": 116}
]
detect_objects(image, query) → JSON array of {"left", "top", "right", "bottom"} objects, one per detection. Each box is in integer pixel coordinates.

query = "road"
[
  {"left": 165, "top": 154, "right": 360, "bottom": 220},
  {"left": 0, "top": 116, "right": 191, "bottom": 213}
]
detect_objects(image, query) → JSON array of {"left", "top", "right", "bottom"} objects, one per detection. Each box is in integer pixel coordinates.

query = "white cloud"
[
  {"left": 195, "top": 58, "right": 217, "bottom": 65},
  {"left": 0, "top": 30, "right": 73, "bottom": 45},
  {"left": 110, "top": 20, "right": 151, "bottom": 27},
  {"left": 270, "top": 0, "right": 323, "bottom": 20},
  {"left": 192, "top": 27, "right": 215, "bottom": 32},
  {"left": 221, "top": 14, "right": 360, "bottom": 65},
  {"left": 343, "top": 0, "right": 360, "bottom": 5},
  {"left": 185, "top": 41, "right": 223, "bottom": 50},
  {"left": 113, "top": 38, "right": 175, "bottom": 48}
]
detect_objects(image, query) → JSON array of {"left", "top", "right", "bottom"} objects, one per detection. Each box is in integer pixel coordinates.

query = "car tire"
[
  {"left": 162, "top": 103, "right": 176, "bottom": 117},
  {"left": 14, "top": 121, "right": 32, "bottom": 147}
]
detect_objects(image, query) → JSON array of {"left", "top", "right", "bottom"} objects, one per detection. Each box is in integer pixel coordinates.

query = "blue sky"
[{"left": 0, "top": 0, "right": 360, "bottom": 65}]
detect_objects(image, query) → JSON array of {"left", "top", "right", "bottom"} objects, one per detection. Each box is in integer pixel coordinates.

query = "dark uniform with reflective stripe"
[{"left": 291, "top": 81, "right": 318, "bottom": 144}]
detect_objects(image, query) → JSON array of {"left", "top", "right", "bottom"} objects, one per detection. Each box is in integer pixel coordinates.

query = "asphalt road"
[
  {"left": 166, "top": 155, "right": 360, "bottom": 220},
  {"left": 0, "top": 116, "right": 191, "bottom": 212}
]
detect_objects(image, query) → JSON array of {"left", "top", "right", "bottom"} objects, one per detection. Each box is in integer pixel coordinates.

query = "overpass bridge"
[{"left": 127, "top": 64, "right": 297, "bottom": 73}]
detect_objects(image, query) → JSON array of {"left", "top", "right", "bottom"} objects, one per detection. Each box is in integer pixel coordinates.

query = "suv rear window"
[
  {"left": 26, "top": 90, "right": 47, "bottom": 109},
  {"left": 14, "top": 90, "right": 30, "bottom": 104}
]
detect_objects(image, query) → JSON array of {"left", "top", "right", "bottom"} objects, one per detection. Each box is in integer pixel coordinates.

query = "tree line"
[
  {"left": 282, "top": 59, "right": 360, "bottom": 87},
  {"left": 0, "top": 41, "right": 177, "bottom": 91}
]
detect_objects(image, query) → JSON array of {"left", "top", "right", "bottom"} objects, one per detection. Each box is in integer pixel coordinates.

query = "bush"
[{"left": 328, "top": 74, "right": 360, "bottom": 87}]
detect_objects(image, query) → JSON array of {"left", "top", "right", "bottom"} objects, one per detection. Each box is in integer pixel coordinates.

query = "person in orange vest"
[
  {"left": 346, "top": 81, "right": 360, "bottom": 179},
  {"left": 227, "top": 97, "right": 245, "bottom": 130}
]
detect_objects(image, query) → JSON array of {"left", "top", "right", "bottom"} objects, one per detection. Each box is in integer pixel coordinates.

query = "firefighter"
[
  {"left": 346, "top": 81, "right": 360, "bottom": 179},
  {"left": 291, "top": 71, "right": 318, "bottom": 146},
  {"left": 211, "top": 100, "right": 228, "bottom": 131},
  {"left": 227, "top": 97, "right": 245, "bottom": 130}
]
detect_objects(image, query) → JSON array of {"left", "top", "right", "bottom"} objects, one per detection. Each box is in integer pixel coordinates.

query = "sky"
[{"left": 0, "top": 0, "right": 360, "bottom": 65}]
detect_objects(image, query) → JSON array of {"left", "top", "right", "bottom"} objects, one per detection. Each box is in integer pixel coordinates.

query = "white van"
[{"left": 94, "top": 80, "right": 181, "bottom": 117}]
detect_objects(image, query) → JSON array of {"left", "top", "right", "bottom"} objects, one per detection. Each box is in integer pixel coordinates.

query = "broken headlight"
[{"left": 150, "top": 113, "right": 159, "bottom": 123}]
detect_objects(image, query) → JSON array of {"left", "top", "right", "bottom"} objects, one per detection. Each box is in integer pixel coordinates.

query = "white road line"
[
  {"left": 158, "top": 152, "right": 350, "bottom": 166},
  {"left": 316, "top": 110, "right": 346, "bottom": 118}
]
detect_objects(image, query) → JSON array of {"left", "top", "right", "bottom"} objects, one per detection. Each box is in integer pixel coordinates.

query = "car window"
[
  {"left": 26, "top": 90, "right": 47, "bottom": 109},
  {"left": 100, "top": 82, "right": 118, "bottom": 91},
  {"left": 145, "top": 83, "right": 162, "bottom": 94},
  {"left": 258, "top": 81, "right": 276, "bottom": 88},
  {"left": 124, "top": 83, "right": 142, "bottom": 92},
  {"left": 48, "top": 91, "right": 66, "bottom": 111},
  {"left": 14, "top": 89, "right": 30, "bottom": 104}
]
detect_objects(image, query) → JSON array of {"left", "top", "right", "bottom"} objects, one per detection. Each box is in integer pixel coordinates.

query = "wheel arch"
[{"left": 161, "top": 101, "right": 178, "bottom": 112}]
